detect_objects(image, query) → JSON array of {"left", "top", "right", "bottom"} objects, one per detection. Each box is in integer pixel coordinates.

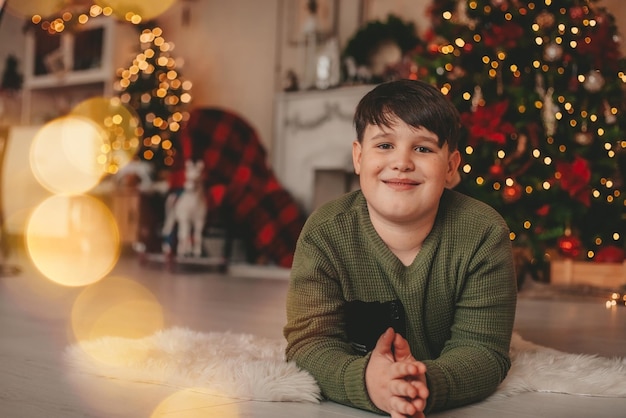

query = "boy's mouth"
[
  {"left": 383, "top": 178, "right": 420, "bottom": 189},
  {"left": 384, "top": 178, "right": 419, "bottom": 185}
]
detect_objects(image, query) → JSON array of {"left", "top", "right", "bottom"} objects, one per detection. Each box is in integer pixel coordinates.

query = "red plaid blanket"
[{"left": 168, "top": 108, "right": 306, "bottom": 267}]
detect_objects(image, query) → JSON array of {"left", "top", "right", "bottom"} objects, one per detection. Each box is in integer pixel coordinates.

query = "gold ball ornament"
[{"left": 535, "top": 11, "right": 556, "bottom": 29}]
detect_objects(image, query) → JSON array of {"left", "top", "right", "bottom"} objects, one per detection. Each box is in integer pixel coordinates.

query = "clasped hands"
[{"left": 365, "top": 327, "right": 429, "bottom": 418}]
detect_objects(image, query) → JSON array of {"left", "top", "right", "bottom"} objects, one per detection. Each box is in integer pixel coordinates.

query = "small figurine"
[{"left": 162, "top": 160, "right": 208, "bottom": 258}]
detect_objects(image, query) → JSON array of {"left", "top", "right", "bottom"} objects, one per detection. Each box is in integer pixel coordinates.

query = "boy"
[{"left": 284, "top": 79, "right": 517, "bottom": 417}]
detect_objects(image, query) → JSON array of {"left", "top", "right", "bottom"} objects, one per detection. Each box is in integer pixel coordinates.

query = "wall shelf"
[{"left": 21, "top": 16, "right": 137, "bottom": 124}]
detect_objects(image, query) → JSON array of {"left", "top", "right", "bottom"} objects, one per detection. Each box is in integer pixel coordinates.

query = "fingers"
[
  {"left": 408, "top": 377, "right": 429, "bottom": 402},
  {"left": 388, "top": 390, "right": 427, "bottom": 418},
  {"left": 388, "top": 393, "right": 426, "bottom": 417},
  {"left": 368, "top": 328, "right": 430, "bottom": 418},
  {"left": 392, "top": 359, "right": 426, "bottom": 380},
  {"left": 388, "top": 370, "right": 429, "bottom": 399}
]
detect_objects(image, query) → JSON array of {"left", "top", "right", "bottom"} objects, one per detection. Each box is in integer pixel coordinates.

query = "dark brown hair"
[{"left": 353, "top": 79, "right": 461, "bottom": 151}]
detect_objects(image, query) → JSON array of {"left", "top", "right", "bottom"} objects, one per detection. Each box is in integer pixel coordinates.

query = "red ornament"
[
  {"left": 489, "top": 164, "right": 504, "bottom": 178},
  {"left": 557, "top": 235, "right": 582, "bottom": 258},
  {"left": 569, "top": 6, "right": 585, "bottom": 21},
  {"left": 536, "top": 204, "right": 550, "bottom": 216},
  {"left": 594, "top": 246, "right": 626, "bottom": 263},
  {"left": 502, "top": 183, "right": 522, "bottom": 203}
]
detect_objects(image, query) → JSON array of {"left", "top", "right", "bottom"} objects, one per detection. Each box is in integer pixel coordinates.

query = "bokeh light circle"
[
  {"left": 71, "top": 275, "right": 164, "bottom": 345},
  {"left": 94, "top": 0, "right": 177, "bottom": 22},
  {"left": 30, "top": 116, "right": 109, "bottom": 194},
  {"left": 151, "top": 389, "right": 240, "bottom": 418},
  {"left": 70, "top": 96, "right": 141, "bottom": 175},
  {"left": 26, "top": 194, "right": 120, "bottom": 287}
]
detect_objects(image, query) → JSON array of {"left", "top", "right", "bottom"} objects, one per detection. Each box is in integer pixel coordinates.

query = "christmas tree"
[
  {"left": 414, "top": 0, "right": 626, "bottom": 274},
  {"left": 115, "top": 25, "right": 192, "bottom": 171}
]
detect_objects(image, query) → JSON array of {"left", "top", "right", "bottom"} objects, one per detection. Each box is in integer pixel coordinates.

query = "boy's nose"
[{"left": 392, "top": 152, "right": 414, "bottom": 171}]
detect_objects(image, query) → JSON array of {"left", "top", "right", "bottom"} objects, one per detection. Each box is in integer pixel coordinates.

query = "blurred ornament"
[
  {"left": 489, "top": 163, "right": 504, "bottom": 178},
  {"left": 574, "top": 120, "right": 593, "bottom": 145},
  {"left": 535, "top": 73, "right": 546, "bottom": 96},
  {"left": 542, "top": 87, "right": 557, "bottom": 136},
  {"left": 594, "top": 245, "right": 626, "bottom": 263},
  {"left": 603, "top": 100, "right": 617, "bottom": 124},
  {"left": 569, "top": 6, "right": 586, "bottom": 21},
  {"left": 448, "top": 65, "right": 467, "bottom": 80},
  {"left": 583, "top": 70, "right": 605, "bottom": 93},
  {"left": 536, "top": 204, "right": 550, "bottom": 217},
  {"left": 471, "top": 85, "right": 483, "bottom": 111},
  {"left": 543, "top": 42, "right": 563, "bottom": 62},
  {"left": 490, "top": 0, "right": 507, "bottom": 8},
  {"left": 502, "top": 183, "right": 522, "bottom": 203},
  {"left": 455, "top": 0, "right": 472, "bottom": 25},
  {"left": 557, "top": 233, "right": 581, "bottom": 258},
  {"left": 535, "top": 11, "right": 555, "bottom": 29},
  {"left": 574, "top": 131, "right": 593, "bottom": 145}
]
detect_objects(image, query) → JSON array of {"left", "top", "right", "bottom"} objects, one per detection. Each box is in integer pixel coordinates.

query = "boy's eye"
[
  {"left": 377, "top": 143, "right": 393, "bottom": 150},
  {"left": 415, "top": 146, "right": 432, "bottom": 153}
]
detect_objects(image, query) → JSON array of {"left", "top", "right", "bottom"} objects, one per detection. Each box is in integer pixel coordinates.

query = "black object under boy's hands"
[{"left": 345, "top": 299, "right": 406, "bottom": 356}]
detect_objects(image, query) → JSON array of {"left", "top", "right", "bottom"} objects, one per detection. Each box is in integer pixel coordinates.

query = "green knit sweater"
[{"left": 284, "top": 189, "right": 517, "bottom": 414}]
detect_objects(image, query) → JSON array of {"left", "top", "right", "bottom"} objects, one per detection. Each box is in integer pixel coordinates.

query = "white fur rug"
[{"left": 64, "top": 328, "right": 626, "bottom": 403}]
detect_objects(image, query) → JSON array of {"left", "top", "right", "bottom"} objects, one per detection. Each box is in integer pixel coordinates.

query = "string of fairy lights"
[
  {"left": 28, "top": 2, "right": 192, "bottom": 169},
  {"left": 115, "top": 26, "right": 192, "bottom": 167},
  {"left": 422, "top": 0, "right": 626, "bottom": 263}
]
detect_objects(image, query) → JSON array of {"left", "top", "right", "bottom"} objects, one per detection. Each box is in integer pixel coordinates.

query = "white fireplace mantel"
[{"left": 272, "top": 85, "right": 374, "bottom": 213}]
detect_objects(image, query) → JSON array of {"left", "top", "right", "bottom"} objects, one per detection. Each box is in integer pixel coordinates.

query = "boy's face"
[{"left": 352, "top": 116, "right": 461, "bottom": 225}]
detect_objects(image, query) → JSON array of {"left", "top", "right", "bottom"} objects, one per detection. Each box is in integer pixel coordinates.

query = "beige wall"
[{"left": 155, "top": 0, "right": 280, "bottom": 153}]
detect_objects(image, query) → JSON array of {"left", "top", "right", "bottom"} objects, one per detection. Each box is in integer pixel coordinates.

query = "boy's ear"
[
  {"left": 445, "top": 150, "right": 462, "bottom": 189},
  {"left": 352, "top": 140, "right": 362, "bottom": 175}
]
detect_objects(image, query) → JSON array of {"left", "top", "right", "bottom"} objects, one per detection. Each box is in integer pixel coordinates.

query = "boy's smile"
[{"left": 383, "top": 178, "right": 421, "bottom": 190}]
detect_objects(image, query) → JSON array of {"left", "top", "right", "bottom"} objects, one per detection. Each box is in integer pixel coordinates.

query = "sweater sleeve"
[
  {"left": 283, "top": 232, "right": 383, "bottom": 414},
  {"left": 422, "top": 221, "right": 517, "bottom": 413}
]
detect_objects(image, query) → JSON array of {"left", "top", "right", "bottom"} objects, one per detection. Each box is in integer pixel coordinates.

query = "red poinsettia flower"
[
  {"left": 556, "top": 156, "right": 591, "bottom": 206},
  {"left": 460, "top": 100, "right": 516, "bottom": 145},
  {"left": 482, "top": 22, "right": 525, "bottom": 49},
  {"left": 536, "top": 204, "right": 550, "bottom": 216}
]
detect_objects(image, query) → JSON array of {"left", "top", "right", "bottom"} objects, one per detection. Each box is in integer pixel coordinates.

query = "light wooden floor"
[{"left": 1, "top": 250, "right": 625, "bottom": 418}]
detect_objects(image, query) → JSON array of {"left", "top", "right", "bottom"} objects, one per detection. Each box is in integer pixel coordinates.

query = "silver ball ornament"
[
  {"left": 543, "top": 43, "right": 563, "bottom": 62},
  {"left": 583, "top": 71, "right": 605, "bottom": 93},
  {"left": 574, "top": 132, "right": 593, "bottom": 145}
]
